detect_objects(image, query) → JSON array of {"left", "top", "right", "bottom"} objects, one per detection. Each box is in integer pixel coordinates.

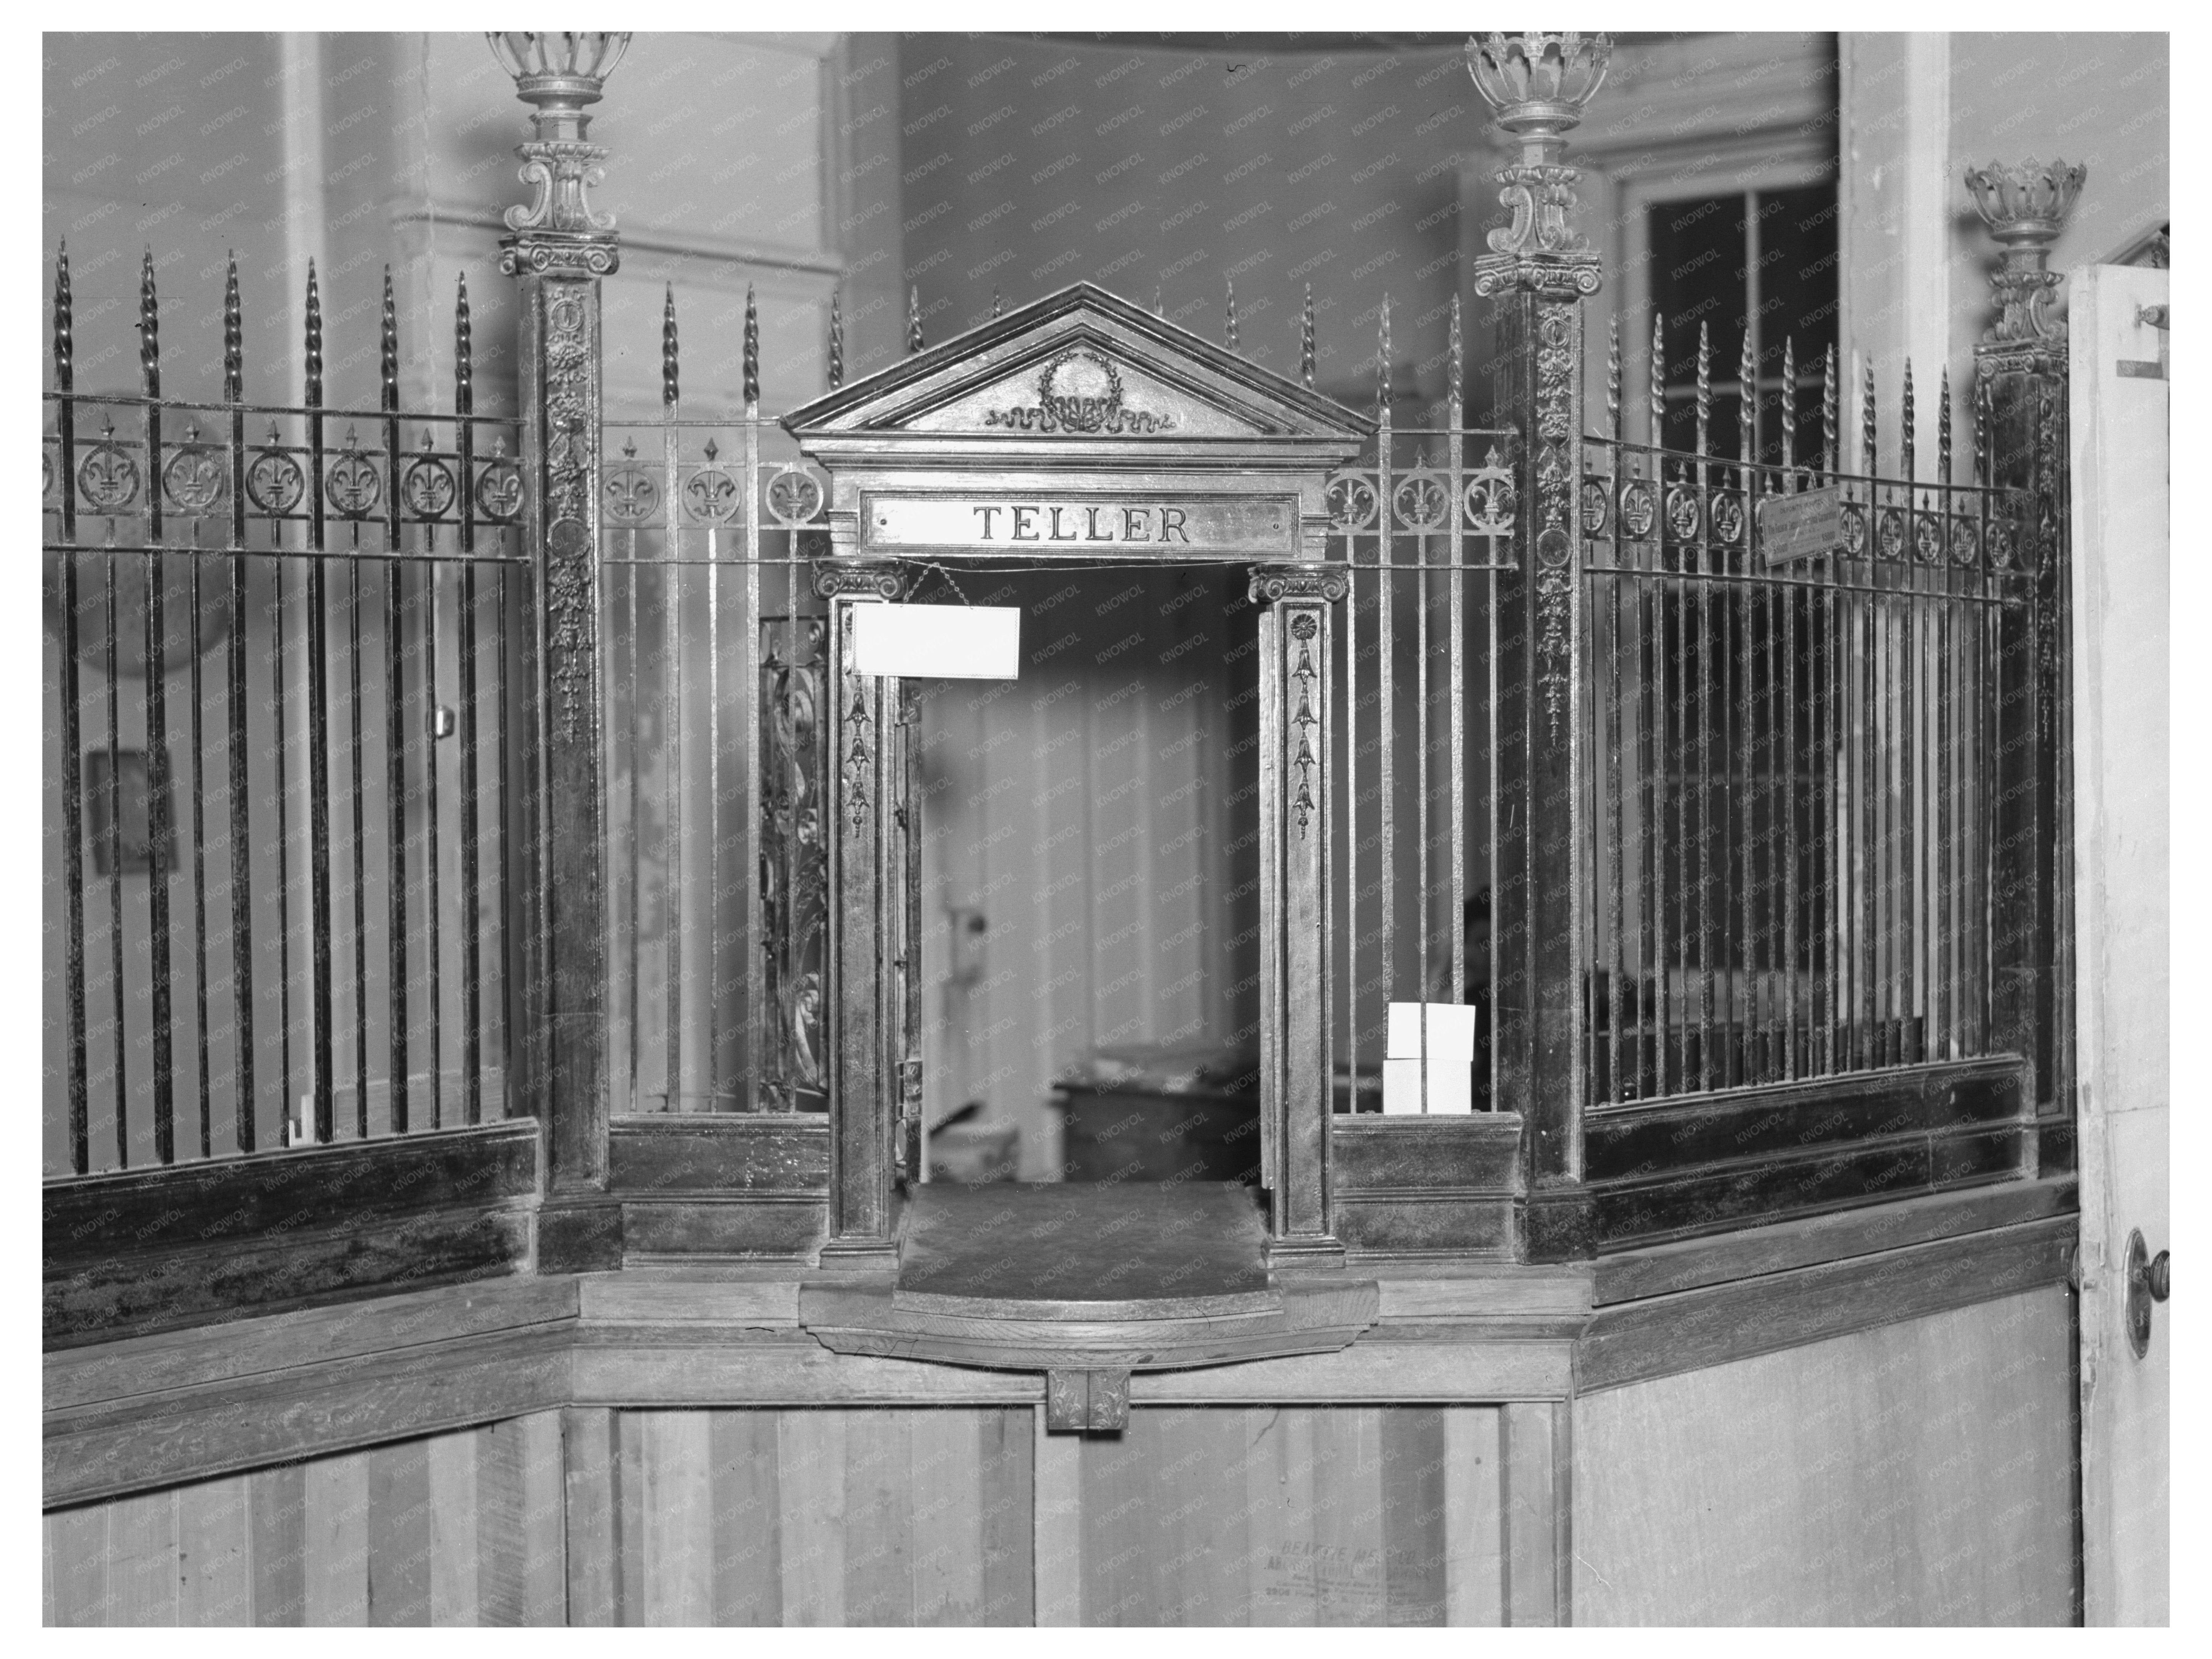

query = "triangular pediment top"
[{"left": 783, "top": 283, "right": 1374, "bottom": 449}]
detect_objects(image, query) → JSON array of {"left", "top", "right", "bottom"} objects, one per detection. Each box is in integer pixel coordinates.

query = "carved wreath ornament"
[{"left": 983, "top": 348, "right": 1176, "bottom": 435}]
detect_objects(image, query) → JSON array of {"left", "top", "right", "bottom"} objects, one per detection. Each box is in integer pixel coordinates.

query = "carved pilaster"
[
  {"left": 1249, "top": 563, "right": 1347, "bottom": 1264},
  {"left": 817, "top": 559, "right": 911, "bottom": 1265},
  {"left": 492, "top": 32, "right": 628, "bottom": 1263},
  {"left": 1468, "top": 32, "right": 1603, "bottom": 1257},
  {"left": 1968, "top": 159, "right": 2082, "bottom": 1128}
]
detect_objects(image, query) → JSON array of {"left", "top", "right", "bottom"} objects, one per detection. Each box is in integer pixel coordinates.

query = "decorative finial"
[
  {"left": 1451, "top": 293, "right": 1466, "bottom": 410},
  {"left": 826, "top": 286, "right": 843, "bottom": 392},
  {"left": 1780, "top": 336, "right": 1796, "bottom": 474},
  {"left": 223, "top": 254, "right": 242, "bottom": 405},
  {"left": 989, "top": 287, "right": 1003, "bottom": 321},
  {"left": 1649, "top": 307, "right": 1665, "bottom": 449},
  {"left": 907, "top": 285, "right": 924, "bottom": 355},
  {"left": 1377, "top": 296, "right": 1392, "bottom": 408},
  {"left": 1902, "top": 359, "right": 1916, "bottom": 482},
  {"left": 139, "top": 248, "right": 160, "bottom": 401},
  {"left": 380, "top": 266, "right": 398, "bottom": 413},
  {"left": 1973, "top": 368, "right": 1989, "bottom": 487},
  {"left": 1738, "top": 324, "right": 1756, "bottom": 465},
  {"left": 1300, "top": 285, "right": 1316, "bottom": 390},
  {"left": 1964, "top": 159, "right": 2087, "bottom": 348},
  {"left": 305, "top": 259, "right": 323, "bottom": 409},
  {"left": 1938, "top": 365, "right": 1952, "bottom": 484},
  {"left": 1154, "top": 287, "right": 1165, "bottom": 318},
  {"left": 1464, "top": 31, "right": 1611, "bottom": 298},
  {"left": 1225, "top": 279, "right": 1239, "bottom": 352},
  {"left": 743, "top": 283, "right": 759, "bottom": 411},
  {"left": 487, "top": 32, "right": 629, "bottom": 269},
  {"left": 1823, "top": 343, "right": 1839, "bottom": 476},
  {"left": 1604, "top": 313, "right": 1619, "bottom": 439},
  {"left": 1694, "top": 322, "right": 1711, "bottom": 461},
  {"left": 662, "top": 284, "right": 679, "bottom": 409},
  {"left": 455, "top": 272, "right": 473, "bottom": 415},
  {"left": 1861, "top": 356, "right": 1876, "bottom": 476},
  {"left": 53, "top": 243, "right": 72, "bottom": 394}
]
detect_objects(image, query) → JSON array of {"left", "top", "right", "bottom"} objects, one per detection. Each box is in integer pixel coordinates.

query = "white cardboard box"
[
  {"left": 1386, "top": 1000, "right": 1477, "bottom": 1062},
  {"left": 1381, "top": 1057, "right": 1474, "bottom": 1115}
]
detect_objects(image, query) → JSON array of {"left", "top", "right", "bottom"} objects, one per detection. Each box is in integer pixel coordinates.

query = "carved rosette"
[{"left": 1465, "top": 31, "right": 1610, "bottom": 299}]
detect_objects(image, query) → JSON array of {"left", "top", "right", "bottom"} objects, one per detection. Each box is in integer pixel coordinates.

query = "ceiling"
[{"left": 992, "top": 32, "right": 1696, "bottom": 53}]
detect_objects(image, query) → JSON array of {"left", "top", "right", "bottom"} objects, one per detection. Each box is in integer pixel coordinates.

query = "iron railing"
[{"left": 42, "top": 249, "right": 524, "bottom": 1176}]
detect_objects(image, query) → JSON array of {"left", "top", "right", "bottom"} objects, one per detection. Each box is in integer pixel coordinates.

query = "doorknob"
[{"left": 2125, "top": 1228, "right": 2171, "bottom": 1358}]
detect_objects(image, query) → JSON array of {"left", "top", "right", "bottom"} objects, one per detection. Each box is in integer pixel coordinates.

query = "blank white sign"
[
  {"left": 851, "top": 605, "right": 1022, "bottom": 679},
  {"left": 1382, "top": 1057, "right": 1473, "bottom": 1115},
  {"left": 1386, "top": 1001, "right": 1478, "bottom": 1062}
]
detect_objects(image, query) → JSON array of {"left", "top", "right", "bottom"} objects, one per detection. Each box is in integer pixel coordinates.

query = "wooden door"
[{"left": 2068, "top": 260, "right": 2169, "bottom": 1626}]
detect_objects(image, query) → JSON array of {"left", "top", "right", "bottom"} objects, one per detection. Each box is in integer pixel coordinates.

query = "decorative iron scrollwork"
[
  {"left": 1913, "top": 509, "right": 1944, "bottom": 563},
  {"left": 1950, "top": 514, "right": 1981, "bottom": 566},
  {"left": 327, "top": 429, "right": 382, "bottom": 519},
  {"left": 760, "top": 617, "right": 828, "bottom": 1110},
  {"left": 603, "top": 441, "right": 659, "bottom": 524},
  {"left": 1579, "top": 477, "right": 1609, "bottom": 537},
  {"left": 684, "top": 443, "right": 742, "bottom": 524},
  {"left": 764, "top": 463, "right": 826, "bottom": 527},
  {"left": 402, "top": 454, "right": 458, "bottom": 520},
  {"left": 246, "top": 443, "right": 304, "bottom": 516},
  {"left": 1709, "top": 489, "right": 1744, "bottom": 545},
  {"left": 475, "top": 447, "right": 523, "bottom": 522},
  {"left": 1664, "top": 483, "right": 1699, "bottom": 541},
  {"left": 1840, "top": 504, "right": 1868, "bottom": 557},
  {"left": 161, "top": 428, "right": 225, "bottom": 515},
  {"left": 1465, "top": 453, "right": 1515, "bottom": 535},
  {"left": 1877, "top": 508, "right": 1905, "bottom": 561},
  {"left": 77, "top": 426, "right": 139, "bottom": 515},
  {"left": 1325, "top": 471, "right": 1379, "bottom": 534},
  {"left": 1392, "top": 471, "right": 1450, "bottom": 533},
  {"left": 1618, "top": 479, "right": 1655, "bottom": 540}
]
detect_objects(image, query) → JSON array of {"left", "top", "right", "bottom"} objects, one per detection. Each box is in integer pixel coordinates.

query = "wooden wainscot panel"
[
  {"left": 44, "top": 1122, "right": 541, "bottom": 1347},
  {"left": 1333, "top": 1115, "right": 1522, "bottom": 1257},
  {"left": 608, "top": 1114, "right": 830, "bottom": 1195}
]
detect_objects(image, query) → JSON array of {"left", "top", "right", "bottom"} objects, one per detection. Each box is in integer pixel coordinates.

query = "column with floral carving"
[
  {"left": 490, "top": 32, "right": 630, "bottom": 1268},
  {"left": 1249, "top": 562, "right": 1348, "bottom": 1263},
  {"left": 817, "top": 559, "right": 909, "bottom": 1265},
  {"left": 1967, "top": 159, "right": 2083, "bottom": 1144},
  {"left": 1467, "top": 32, "right": 1608, "bottom": 1258}
]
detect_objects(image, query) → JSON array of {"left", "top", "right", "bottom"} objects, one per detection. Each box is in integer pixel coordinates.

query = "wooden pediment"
[{"left": 783, "top": 283, "right": 1372, "bottom": 466}]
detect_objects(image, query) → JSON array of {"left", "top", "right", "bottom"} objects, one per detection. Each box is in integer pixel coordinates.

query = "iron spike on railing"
[
  {"left": 743, "top": 284, "right": 760, "bottom": 411},
  {"left": 1300, "top": 285, "right": 1316, "bottom": 391},
  {"left": 1780, "top": 336, "right": 1796, "bottom": 477},
  {"left": 224, "top": 254, "right": 243, "bottom": 405},
  {"left": 1902, "top": 358, "right": 1916, "bottom": 482},
  {"left": 54, "top": 242, "right": 73, "bottom": 394},
  {"left": 139, "top": 247, "right": 160, "bottom": 400},
  {"left": 1861, "top": 356, "right": 1876, "bottom": 476},
  {"left": 825, "top": 285, "right": 843, "bottom": 393},
  {"left": 1973, "top": 366, "right": 1988, "bottom": 487},
  {"left": 661, "top": 284, "right": 678, "bottom": 409},
  {"left": 1694, "top": 320, "right": 1710, "bottom": 462},
  {"left": 1604, "top": 312, "right": 1619, "bottom": 441},
  {"left": 1938, "top": 365, "right": 1953, "bottom": 484},
  {"left": 1225, "top": 279, "right": 1239, "bottom": 352},
  {"left": 305, "top": 260, "right": 324, "bottom": 409},
  {"left": 907, "top": 285, "right": 924, "bottom": 355},
  {"left": 1377, "top": 295, "right": 1391, "bottom": 411},
  {"left": 1823, "top": 343, "right": 1839, "bottom": 477},
  {"left": 1738, "top": 323, "right": 1756, "bottom": 467},
  {"left": 1451, "top": 292, "right": 1467, "bottom": 412},
  {"left": 455, "top": 273, "right": 473, "bottom": 415},
  {"left": 381, "top": 267, "right": 399, "bottom": 413},
  {"left": 989, "top": 287, "right": 1003, "bottom": 321},
  {"left": 1649, "top": 307, "right": 1665, "bottom": 449},
  {"left": 1155, "top": 287, "right": 1165, "bottom": 319}
]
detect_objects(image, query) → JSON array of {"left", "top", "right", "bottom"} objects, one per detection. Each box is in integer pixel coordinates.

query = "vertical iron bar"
[
  {"left": 1780, "top": 338, "right": 1800, "bottom": 1077},
  {"left": 1604, "top": 317, "right": 1626, "bottom": 1101},
  {"left": 140, "top": 250, "right": 177, "bottom": 1164},
  {"left": 226, "top": 258, "right": 255, "bottom": 1150},
  {"left": 1695, "top": 323, "right": 1714, "bottom": 1090},
  {"left": 1648, "top": 309, "right": 1666, "bottom": 1091},
  {"left": 190, "top": 453, "right": 212, "bottom": 1159},
  {"left": 1376, "top": 302, "right": 1394, "bottom": 1044},
  {"left": 1448, "top": 297, "right": 1466, "bottom": 1014},
  {"left": 1901, "top": 363, "right": 1919, "bottom": 1061},
  {"left": 383, "top": 273, "right": 410, "bottom": 1135},
  {"left": 741, "top": 285, "right": 764, "bottom": 1111},
  {"left": 55, "top": 245, "right": 90, "bottom": 1172},
  {"left": 457, "top": 277, "right": 483, "bottom": 1125},
  {"left": 662, "top": 386, "right": 683, "bottom": 1110},
  {"left": 306, "top": 263, "right": 335, "bottom": 1144},
  {"left": 105, "top": 491, "right": 127, "bottom": 1167}
]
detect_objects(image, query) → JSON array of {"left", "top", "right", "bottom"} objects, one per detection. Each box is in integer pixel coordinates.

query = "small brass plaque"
[
  {"left": 863, "top": 493, "right": 1299, "bottom": 555},
  {"left": 1757, "top": 484, "right": 1844, "bottom": 566}
]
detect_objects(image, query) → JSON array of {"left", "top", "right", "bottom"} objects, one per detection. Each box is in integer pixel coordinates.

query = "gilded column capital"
[
  {"left": 1966, "top": 158, "right": 2086, "bottom": 371},
  {"left": 488, "top": 32, "right": 630, "bottom": 277},
  {"left": 1466, "top": 31, "right": 1611, "bottom": 299},
  {"left": 813, "top": 559, "right": 910, "bottom": 602},
  {"left": 1248, "top": 563, "right": 1348, "bottom": 605}
]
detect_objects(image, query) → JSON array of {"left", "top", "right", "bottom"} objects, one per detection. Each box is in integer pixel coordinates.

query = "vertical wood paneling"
[
  {"left": 106, "top": 1485, "right": 180, "bottom": 1625},
  {"left": 426, "top": 1427, "right": 480, "bottom": 1625},
  {"left": 366, "top": 1435, "right": 432, "bottom": 1625},
  {"left": 710, "top": 1408, "right": 782, "bottom": 1624},
  {"left": 1573, "top": 1288, "right": 2076, "bottom": 1626},
  {"left": 977, "top": 1406, "right": 1034, "bottom": 1626},
  {"left": 1033, "top": 1405, "right": 1082, "bottom": 1626},
  {"left": 841, "top": 1408, "right": 909, "bottom": 1625},
  {"left": 177, "top": 1474, "right": 253, "bottom": 1626},
  {"left": 303, "top": 1450, "right": 368, "bottom": 1625},
  {"left": 1500, "top": 1401, "right": 1558, "bottom": 1627},
  {"left": 1443, "top": 1407, "right": 1505, "bottom": 1627},
  {"left": 561, "top": 1406, "right": 619, "bottom": 1626},
  {"left": 775, "top": 1409, "right": 846, "bottom": 1625},
  {"left": 614, "top": 1410, "right": 646, "bottom": 1624},
  {"left": 247, "top": 1462, "right": 306, "bottom": 1625},
  {"left": 1244, "top": 1406, "right": 1311, "bottom": 1626},
  {"left": 1381, "top": 1407, "right": 1448, "bottom": 1625},
  {"left": 477, "top": 1410, "right": 565, "bottom": 1626},
  {"left": 639, "top": 1412, "right": 713, "bottom": 1625},
  {"left": 908, "top": 1406, "right": 983, "bottom": 1624},
  {"left": 48, "top": 1505, "right": 108, "bottom": 1626},
  {"left": 1310, "top": 1407, "right": 1386, "bottom": 1626}
]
